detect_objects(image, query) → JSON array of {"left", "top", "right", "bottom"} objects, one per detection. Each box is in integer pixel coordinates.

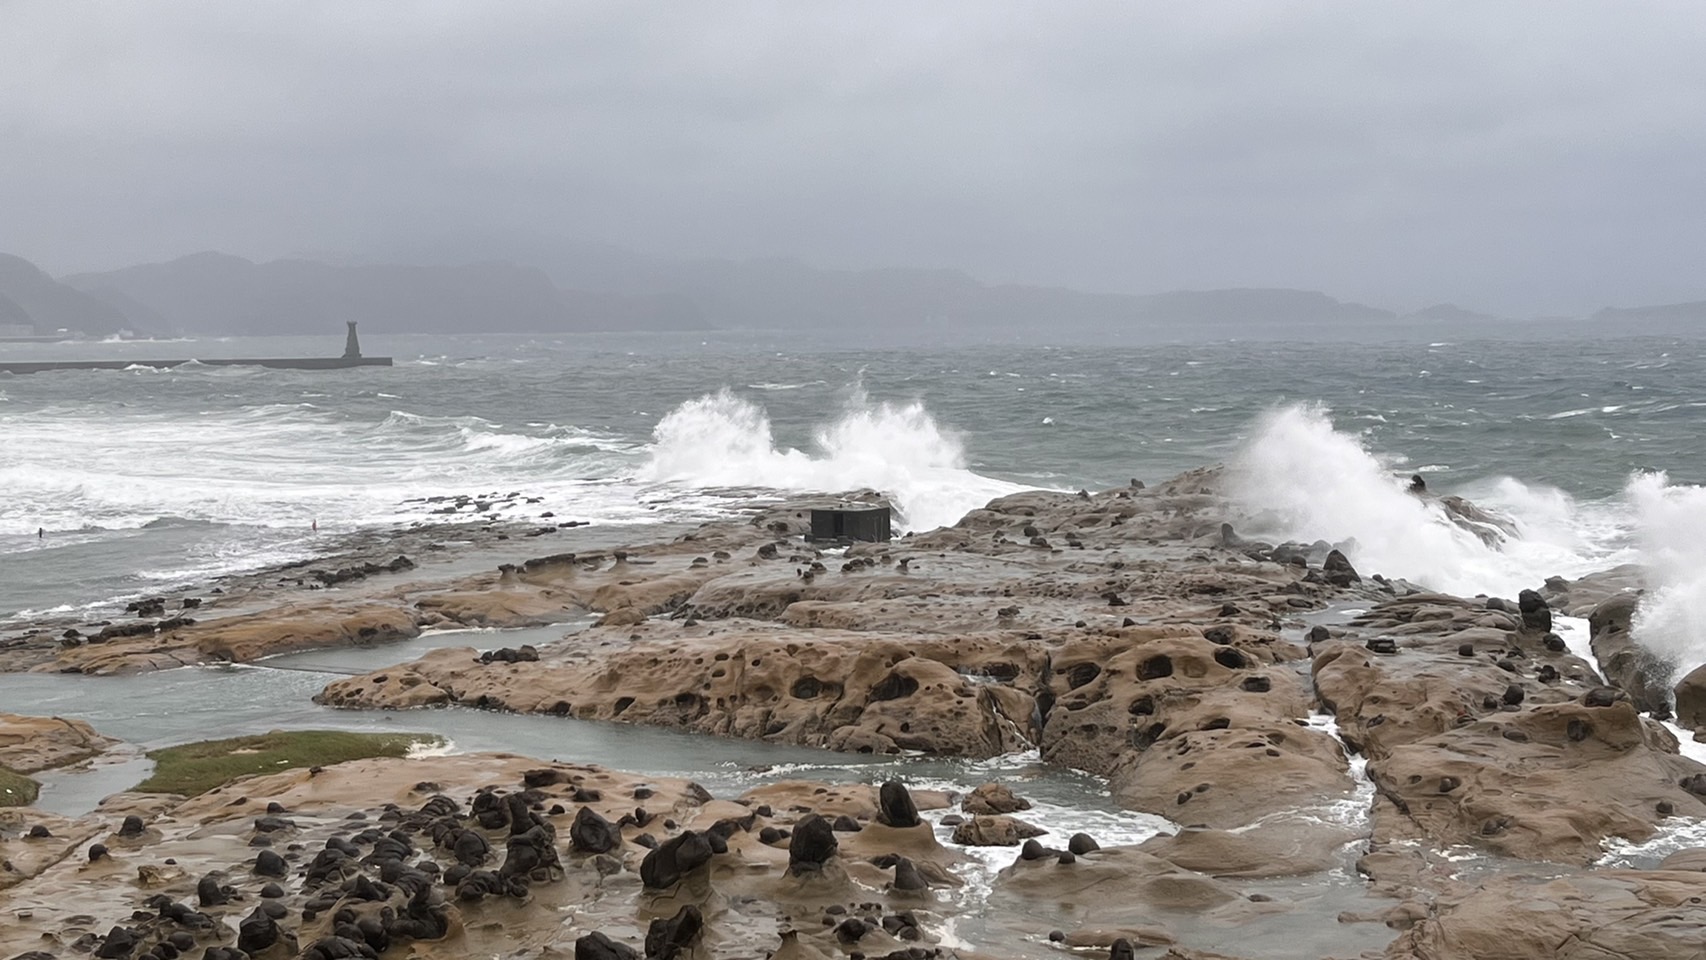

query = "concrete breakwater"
[{"left": 0, "top": 323, "right": 390, "bottom": 374}]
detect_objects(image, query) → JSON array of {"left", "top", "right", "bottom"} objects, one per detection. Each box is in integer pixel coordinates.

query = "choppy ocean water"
[{"left": 5, "top": 329, "right": 1706, "bottom": 674}]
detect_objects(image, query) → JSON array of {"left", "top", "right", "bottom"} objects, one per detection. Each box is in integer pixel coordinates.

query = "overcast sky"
[{"left": 3, "top": 1, "right": 1704, "bottom": 315}]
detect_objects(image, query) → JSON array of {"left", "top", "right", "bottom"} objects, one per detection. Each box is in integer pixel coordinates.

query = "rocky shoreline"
[{"left": 5, "top": 468, "right": 1706, "bottom": 959}]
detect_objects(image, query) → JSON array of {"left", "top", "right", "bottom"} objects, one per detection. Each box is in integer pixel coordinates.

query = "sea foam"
[
  {"left": 640, "top": 388, "right": 1025, "bottom": 532},
  {"left": 1224, "top": 404, "right": 1627, "bottom": 598},
  {"left": 1224, "top": 406, "right": 1706, "bottom": 688},
  {"left": 0, "top": 402, "right": 647, "bottom": 538},
  {"left": 1626, "top": 472, "right": 1706, "bottom": 679}
]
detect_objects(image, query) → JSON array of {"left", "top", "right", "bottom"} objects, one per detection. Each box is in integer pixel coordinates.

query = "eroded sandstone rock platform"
[{"left": 5, "top": 469, "right": 1706, "bottom": 959}]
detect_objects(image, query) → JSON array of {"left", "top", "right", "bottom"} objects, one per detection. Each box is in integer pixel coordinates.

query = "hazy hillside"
[
  {"left": 1593, "top": 301, "right": 1706, "bottom": 327},
  {"left": 48, "top": 242, "right": 1706, "bottom": 341},
  {"left": 1130, "top": 288, "right": 1394, "bottom": 325},
  {"left": 0, "top": 292, "right": 29, "bottom": 325},
  {"left": 1403, "top": 303, "right": 1504, "bottom": 324},
  {"left": 0, "top": 253, "right": 134, "bottom": 336},
  {"left": 55, "top": 246, "right": 1425, "bottom": 338},
  {"left": 398, "top": 239, "right": 1405, "bottom": 332},
  {"left": 63, "top": 253, "right": 706, "bottom": 336}
]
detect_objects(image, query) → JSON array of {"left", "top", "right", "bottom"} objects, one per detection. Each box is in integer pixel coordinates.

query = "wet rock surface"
[
  {"left": 0, "top": 713, "right": 117, "bottom": 773},
  {"left": 1318, "top": 592, "right": 1706, "bottom": 864},
  {"left": 8, "top": 472, "right": 1706, "bottom": 958},
  {"left": 1587, "top": 593, "right": 1675, "bottom": 716},
  {"left": 0, "top": 753, "right": 1139, "bottom": 960},
  {"left": 293, "top": 480, "right": 1706, "bottom": 953}
]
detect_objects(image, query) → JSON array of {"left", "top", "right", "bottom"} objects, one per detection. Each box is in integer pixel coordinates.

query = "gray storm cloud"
[{"left": 3, "top": 0, "right": 1704, "bottom": 315}]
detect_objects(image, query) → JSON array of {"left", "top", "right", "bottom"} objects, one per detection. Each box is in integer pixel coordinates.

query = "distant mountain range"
[
  {"left": 2, "top": 246, "right": 1704, "bottom": 340},
  {"left": 0, "top": 254, "right": 132, "bottom": 338},
  {"left": 59, "top": 252, "right": 705, "bottom": 337},
  {"left": 1592, "top": 302, "right": 1706, "bottom": 325}
]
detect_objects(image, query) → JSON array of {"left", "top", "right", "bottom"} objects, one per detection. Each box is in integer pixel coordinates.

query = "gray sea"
[{"left": 6, "top": 328, "right": 1705, "bottom": 619}]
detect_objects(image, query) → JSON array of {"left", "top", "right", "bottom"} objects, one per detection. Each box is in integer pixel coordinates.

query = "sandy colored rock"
[
  {"left": 1655, "top": 847, "right": 1706, "bottom": 871},
  {"left": 1139, "top": 818, "right": 1362, "bottom": 878},
  {"left": 950, "top": 814, "right": 1046, "bottom": 846},
  {"left": 412, "top": 587, "right": 575, "bottom": 627},
  {"left": 1110, "top": 721, "right": 1352, "bottom": 828},
  {"left": 1319, "top": 593, "right": 1706, "bottom": 863},
  {"left": 0, "top": 808, "right": 103, "bottom": 890},
  {"left": 1389, "top": 870, "right": 1706, "bottom": 960},
  {"left": 736, "top": 781, "right": 955, "bottom": 820},
  {"left": 519, "top": 559, "right": 724, "bottom": 621},
  {"left": 3, "top": 752, "right": 1000, "bottom": 960},
  {"left": 1062, "top": 926, "right": 1178, "bottom": 948},
  {"left": 1368, "top": 701, "right": 1706, "bottom": 862},
  {"left": 1541, "top": 564, "right": 1644, "bottom": 618},
  {"left": 1588, "top": 593, "right": 1673, "bottom": 715},
  {"left": 0, "top": 712, "right": 116, "bottom": 773},
  {"left": 319, "top": 625, "right": 1045, "bottom": 758},
  {"left": 19, "top": 471, "right": 1668, "bottom": 955},
  {"left": 963, "top": 781, "right": 1032, "bottom": 815},
  {"left": 1032, "top": 627, "right": 1351, "bottom": 827},
  {"left": 992, "top": 845, "right": 1243, "bottom": 924},
  {"left": 1672, "top": 661, "right": 1706, "bottom": 731},
  {"left": 43, "top": 604, "right": 422, "bottom": 675}
]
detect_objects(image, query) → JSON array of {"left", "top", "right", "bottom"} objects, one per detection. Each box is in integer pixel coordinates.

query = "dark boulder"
[
  {"left": 236, "top": 908, "right": 282, "bottom": 955},
  {"left": 787, "top": 815, "right": 838, "bottom": 874},
  {"left": 834, "top": 918, "right": 870, "bottom": 944},
  {"left": 93, "top": 621, "right": 157, "bottom": 643},
  {"left": 640, "top": 831, "right": 715, "bottom": 889},
  {"left": 253, "top": 849, "right": 287, "bottom": 878},
  {"left": 1322, "top": 550, "right": 1360, "bottom": 587},
  {"left": 299, "top": 936, "right": 378, "bottom": 960},
  {"left": 1588, "top": 594, "right": 1673, "bottom": 713},
  {"left": 418, "top": 794, "right": 459, "bottom": 818},
  {"left": 891, "top": 856, "right": 928, "bottom": 891},
  {"left": 570, "top": 807, "right": 621, "bottom": 855},
  {"left": 385, "top": 882, "right": 450, "bottom": 941},
  {"left": 643, "top": 905, "right": 703, "bottom": 960},
  {"left": 471, "top": 790, "right": 509, "bottom": 831},
  {"left": 498, "top": 822, "right": 561, "bottom": 884},
  {"left": 94, "top": 927, "right": 138, "bottom": 959},
  {"left": 455, "top": 869, "right": 526, "bottom": 902},
  {"left": 1675, "top": 662, "right": 1706, "bottom": 730},
  {"left": 1517, "top": 589, "right": 1552, "bottom": 633},
  {"left": 196, "top": 874, "right": 235, "bottom": 907},
  {"left": 877, "top": 781, "right": 921, "bottom": 828},
  {"left": 450, "top": 827, "right": 491, "bottom": 866},
  {"left": 575, "top": 932, "right": 642, "bottom": 960},
  {"left": 882, "top": 911, "right": 922, "bottom": 941}
]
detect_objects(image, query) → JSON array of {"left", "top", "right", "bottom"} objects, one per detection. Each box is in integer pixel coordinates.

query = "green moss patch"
[
  {"left": 136, "top": 730, "right": 441, "bottom": 797},
  {"left": 0, "top": 766, "right": 41, "bottom": 807}
]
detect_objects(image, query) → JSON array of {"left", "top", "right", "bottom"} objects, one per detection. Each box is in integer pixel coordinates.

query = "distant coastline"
[{"left": 7, "top": 246, "right": 1706, "bottom": 345}]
